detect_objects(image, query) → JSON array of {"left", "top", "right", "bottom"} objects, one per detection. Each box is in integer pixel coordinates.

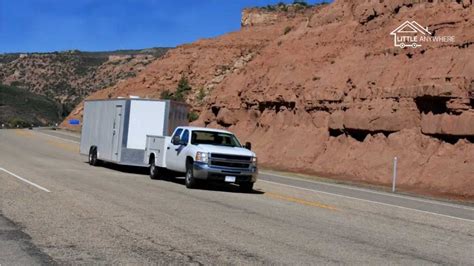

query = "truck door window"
[
  {"left": 181, "top": 130, "right": 189, "bottom": 145},
  {"left": 171, "top": 128, "right": 183, "bottom": 145}
]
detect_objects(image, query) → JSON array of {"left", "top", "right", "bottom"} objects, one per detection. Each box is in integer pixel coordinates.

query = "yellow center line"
[
  {"left": 264, "top": 191, "right": 338, "bottom": 211},
  {"left": 13, "top": 129, "right": 34, "bottom": 137},
  {"left": 46, "top": 139, "right": 79, "bottom": 152},
  {"left": 13, "top": 129, "right": 78, "bottom": 152}
]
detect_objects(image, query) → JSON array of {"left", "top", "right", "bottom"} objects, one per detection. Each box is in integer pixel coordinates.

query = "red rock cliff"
[{"left": 64, "top": 0, "right": 474, "bottom": 198}]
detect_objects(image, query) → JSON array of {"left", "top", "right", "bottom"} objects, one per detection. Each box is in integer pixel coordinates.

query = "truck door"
[
  {"left": 112, "top": 105, "right": 122, "bottom": 161},
  {"left": 174, "top": 129, "right": 190, "bottom": 172},
  {"left": 166, "top": 128, "right": 183, "bottom": 170}
]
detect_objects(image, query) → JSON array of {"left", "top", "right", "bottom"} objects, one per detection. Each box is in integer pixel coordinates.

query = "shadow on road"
[
  {"left": 93, "top": 161, "right": 148, "bottom": 175},
  {"left": 84, "top": 161, "right": 264, "bottom": 195}
]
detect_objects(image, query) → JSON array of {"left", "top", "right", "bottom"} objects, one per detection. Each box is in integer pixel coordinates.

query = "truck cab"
[{"left": 146, "top": 126, "right": 258, "bottom": 192}]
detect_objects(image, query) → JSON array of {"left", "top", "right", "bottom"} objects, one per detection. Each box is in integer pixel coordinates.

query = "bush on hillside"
[
  {"left": 187, "top": 111, "right": 199, "bottom": 122},
  {"left": 160, "top": 77, "right": 192, "bottom": 102}
]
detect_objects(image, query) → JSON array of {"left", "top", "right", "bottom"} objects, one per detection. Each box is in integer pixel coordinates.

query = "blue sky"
[{"left": 0, "top": 0, "right": 326, "bottom": 53}]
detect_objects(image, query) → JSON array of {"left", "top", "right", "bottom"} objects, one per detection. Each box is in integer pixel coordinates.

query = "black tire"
[
  {"left": 149, "top": 159, "right": 161, "bottom": 180},
  {"left": 185, "top": 162, "right": 197, "bottom": 189},
  {"left": 239, "top": 182, "right": 254, "bottom": 193},
  {"left": 88, "top": 147, "right": 99, "bottom": 166}
]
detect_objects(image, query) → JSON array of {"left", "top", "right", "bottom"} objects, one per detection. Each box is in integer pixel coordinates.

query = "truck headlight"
[
  {"left": 195, "top": 152, "right": 209, "bottom": 163},
  {"left": 251, "top": 156, "right": 257, "bottom": 166}
]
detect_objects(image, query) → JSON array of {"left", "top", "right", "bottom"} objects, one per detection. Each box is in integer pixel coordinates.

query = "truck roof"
[{"left": 177, "top": 126, "right": 232, "bottom": 134}]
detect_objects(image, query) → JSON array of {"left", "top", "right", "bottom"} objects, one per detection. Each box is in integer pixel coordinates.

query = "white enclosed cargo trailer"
[{"left": 80, "top": 98, "right": 188, "bottom": 166}]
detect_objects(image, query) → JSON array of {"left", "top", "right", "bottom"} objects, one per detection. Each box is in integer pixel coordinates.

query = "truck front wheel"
[
  {"left": 239, "top": 182, "right": 254, "bottom": 193},
  {"left": 185, "top": 162, "right": 197, "bottom": 189}
]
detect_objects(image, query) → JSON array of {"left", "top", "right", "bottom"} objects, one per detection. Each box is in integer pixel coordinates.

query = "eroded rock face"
[
  {"left": 64, "top": 0, "right": 474, "bottom": 198},
  {"left": 241, "top": 9, "right": 279, "bottom": 27},
  {"left": 421, "top": 112, "right": 474, "bottom": 136}
]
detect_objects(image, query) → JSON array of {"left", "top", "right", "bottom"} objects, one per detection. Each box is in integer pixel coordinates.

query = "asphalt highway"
[{"left": 0, "top": 129, "right": 473, "bottom": 264}]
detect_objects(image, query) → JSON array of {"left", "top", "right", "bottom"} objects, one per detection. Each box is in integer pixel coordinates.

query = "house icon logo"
[{"left": 390, "top": 21, "right": 431, "bottom": 48}]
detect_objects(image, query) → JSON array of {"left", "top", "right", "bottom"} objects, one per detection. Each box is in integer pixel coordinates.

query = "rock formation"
[{"left": 64, "top": 0, "right": 474, "bottom": 198}]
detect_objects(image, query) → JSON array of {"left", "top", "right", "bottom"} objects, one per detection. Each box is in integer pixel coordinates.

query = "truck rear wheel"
[
  {"left": 185, "top": 162, "right": 197, "bottom": 189},
  {"left": 149, "top": 160, "right": 161, "bottom": 180},
  {"left": 239, "top": 182, "right": 254, "bottom": 193},
  {"left": 88, "top": 147, "right": 99, "bottom": 166}
]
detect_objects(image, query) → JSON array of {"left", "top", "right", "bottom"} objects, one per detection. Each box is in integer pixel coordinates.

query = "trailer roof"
[
  {"left": 84, "top": 98, "right": 165, "bottom": 102},
  {"left": 84, "top": 98, "right": 189, "bottom": 106}
]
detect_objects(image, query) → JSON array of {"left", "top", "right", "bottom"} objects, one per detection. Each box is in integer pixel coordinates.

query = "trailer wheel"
[
  {"left": 149, "top": 156, "right": 161, "bottom": 180},
  {"left": 185, "top": 161, "right": 197, "bottom": 189},
  {"left": 239, "top": 182, "right": 254, "bottom": 193},
  {"left": 88, "top": 147, "right": 99, "bottom": 166}
]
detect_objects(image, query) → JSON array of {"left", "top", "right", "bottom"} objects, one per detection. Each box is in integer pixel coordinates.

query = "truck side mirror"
[
  {"left": 244, "top": 142, "right": 252, "bottom": 150},
  {"left": 172, "top": 135, "right": 181, "bottom": 145}
]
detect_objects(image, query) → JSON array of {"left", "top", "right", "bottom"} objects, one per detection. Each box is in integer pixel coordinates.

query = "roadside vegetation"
[
  {"left": 0, "top": 84, "right": 61, "bottom": 128},
  {"left": 160, "top": 77, "right": 200, "bottom": 122},
  {"left": 259, "top": 0, "right": 328, "bottom": 12},
  {"left": 160, "top": 76, "right": 192, "bottom": 102}
]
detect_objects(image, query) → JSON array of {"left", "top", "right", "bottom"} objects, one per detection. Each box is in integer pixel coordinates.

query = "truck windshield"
[{"left": 191, "top": 131, "right": 242, "bottom": 147}]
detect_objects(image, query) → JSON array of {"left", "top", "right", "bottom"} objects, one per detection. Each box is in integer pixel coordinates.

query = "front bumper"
[{"left": 193, "top": 162, "right": 258, "bottom": 183}]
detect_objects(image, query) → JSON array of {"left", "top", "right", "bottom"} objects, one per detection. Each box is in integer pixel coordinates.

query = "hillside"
[
  {"left": 0, "top": 84, "right": 61, "bottom": 127},
  {"left": 63, "top": 1, "right": 473, "bottom": 198},
  {"left": 0, "top": 48, "right": 169, "bottom": 113}
]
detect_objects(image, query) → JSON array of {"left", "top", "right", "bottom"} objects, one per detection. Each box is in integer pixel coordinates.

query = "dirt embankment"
[{"left": 64, "top": 0, "right": 474, "bottom": 199}]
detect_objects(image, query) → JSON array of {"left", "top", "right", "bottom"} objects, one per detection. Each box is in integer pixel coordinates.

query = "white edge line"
[
  {"left": 0, "top": 167, "right": 51, "bottom": 193},
  {"left": 259, "top": 180, "right": 473, "bottom": 223},
  {"left": 35, "top": 131, "right": 80, "bottom": 144},
  {"left": 38, "top": 129, "right": 80, "bottom": 139},
  {"left": 260, "top": 171, "right": 474, "bottom": 211}
]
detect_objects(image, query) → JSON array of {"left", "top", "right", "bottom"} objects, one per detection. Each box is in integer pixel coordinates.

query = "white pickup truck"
[{"left": 145, "top": 126, "right": 258, "bottom": 192}]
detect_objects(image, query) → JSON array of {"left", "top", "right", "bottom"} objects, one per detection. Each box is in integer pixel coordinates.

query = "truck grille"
[
  {"left": 209, "top": 153, "right": 252, "bottom": 169},
  {"left": 211, "top": 161, "right": 250, "bottom": 168},
  {"left": 210, "top": 153, "right": 252, "bottom": 161}
]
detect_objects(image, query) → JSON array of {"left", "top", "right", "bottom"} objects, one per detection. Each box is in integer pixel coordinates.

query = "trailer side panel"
[{"left": 80, "top": 99, "right": 127, "bottom": 163}]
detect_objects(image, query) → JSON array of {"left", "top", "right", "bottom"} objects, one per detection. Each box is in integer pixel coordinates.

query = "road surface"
[{"left": 0, "top": 129, "right": 473, "bottom": 264}]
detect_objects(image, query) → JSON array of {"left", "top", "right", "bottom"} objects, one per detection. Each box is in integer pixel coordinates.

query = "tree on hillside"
[
  {"left": 293, "top": 0, "right": 309, "bottom": 6},
  {"left": 160, "top": 76, "right": 192, "bottom": 102}
]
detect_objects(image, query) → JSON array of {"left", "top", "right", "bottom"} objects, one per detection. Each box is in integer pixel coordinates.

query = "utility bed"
[{"left": 144, "top": 135, "right": 170, "bottom": 167}]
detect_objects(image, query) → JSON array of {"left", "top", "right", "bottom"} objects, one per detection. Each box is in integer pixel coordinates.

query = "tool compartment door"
[{"left": 145, "top": 135, "right": 168, "bottom": 167}]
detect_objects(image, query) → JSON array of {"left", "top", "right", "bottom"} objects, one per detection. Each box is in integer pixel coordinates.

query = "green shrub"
[
  {"left": 174, "top": 76, "right": 192, "bottom": 101},
  {"left": 196, "top": 87, "right": 206, "bottom": 103},
  {"left": 160, "top": 89, "right": 173, "bottom": 100},
  {"left": 263, "top": 5, "right": 276, "bottom": 11},
  {"left": 187, "top": 111, "right": 199, "bottom": 122},
  {"left": 160, "top": 77, "right": 192, "bottom": 102},
  {"left": 8, "top": 117, "right": 30, "bottom": 128},
  {"left": 293, "top": 0, "right": 308, "bottom": 6}
]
